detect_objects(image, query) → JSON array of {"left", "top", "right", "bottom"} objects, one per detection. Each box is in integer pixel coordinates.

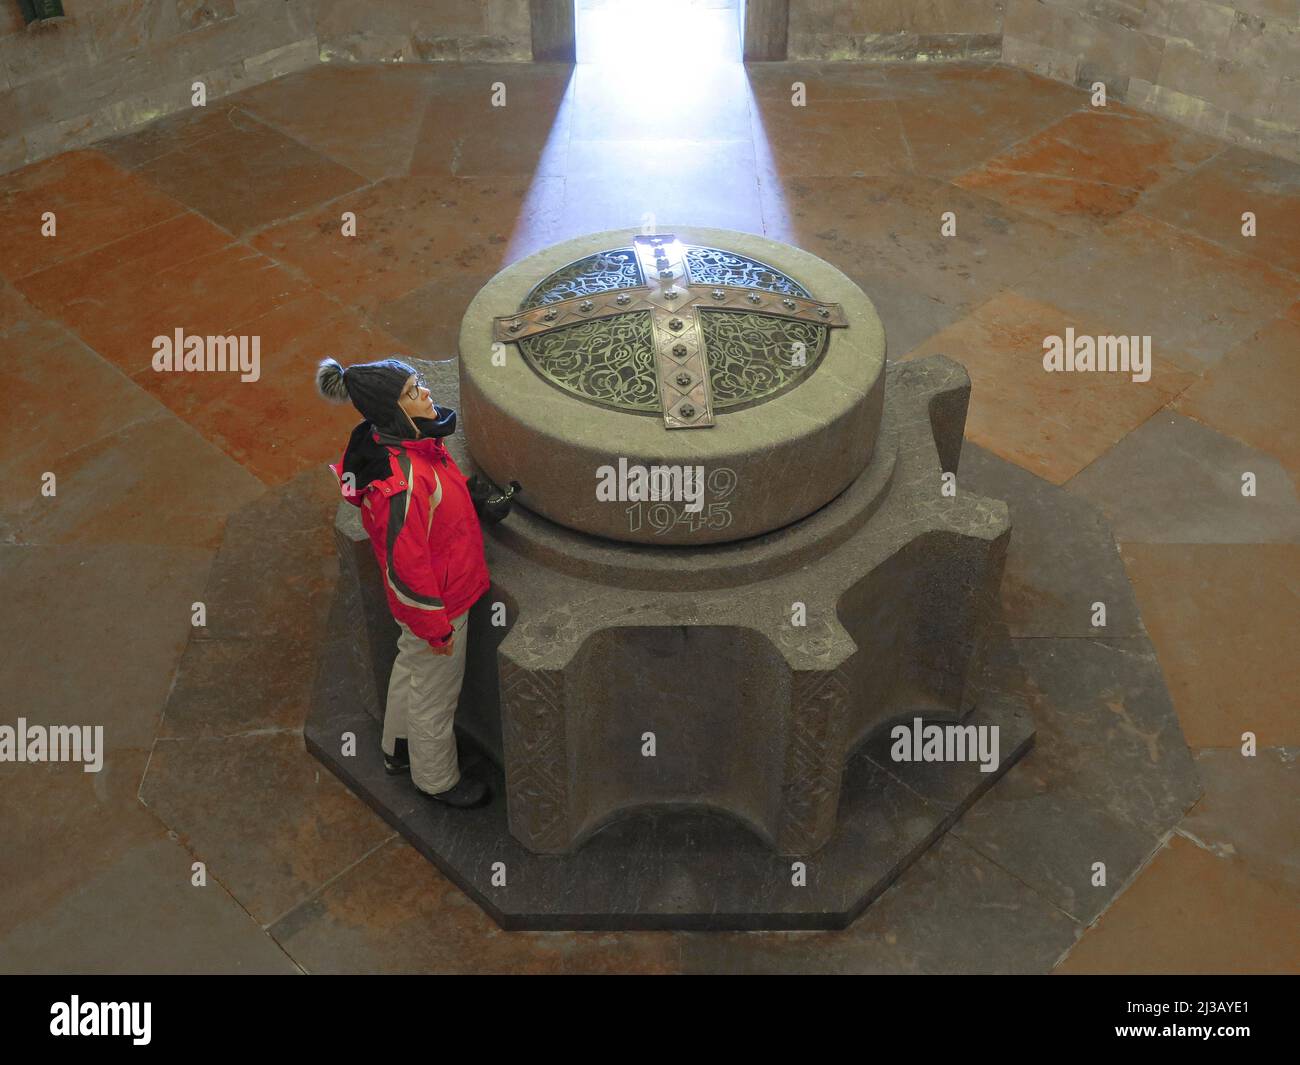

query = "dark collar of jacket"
[{"left": 341, "top": 406, "right": 458, "bottom": 493}]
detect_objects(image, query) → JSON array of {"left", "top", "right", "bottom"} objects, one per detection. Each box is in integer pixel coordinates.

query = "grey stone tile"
[
  {"left": 0, "top": 837, "right": 299, "bottom": 974},
  {"left": 958, "top": 636, "right": 1202, "bottom": 923},
  {"left": 954, "top": 765, "right": 1162, "bottom": 925},
  {"left": 959, "top": 444, "right": 1145, "bottom": 637},
  {"left": 0, "top": 543, "right": 213, "bottom": 751},
  {"left": 140, "top": 732, "right": 394, "bottom": 927},
  {"left": 867, "top": 273, "right": 967, "bottom": 360},
  {"left": 679, "top": 834, "right": 1080, "bottom": 973},
  {"left": 158, "top": 637, "right": 319, "bottom": 739},
  {"left": 1066, "top": 411, "right": 1300, "bottom": 544},
  {"left": 0, "top": 747, "right": 295, "bottom": 973},
  {"left": 98, "top": 101, "right": 242, "bottom": 169},
  {"left": 993, "top": 637, "right": 1202, "bottom": 833},
  {"left": 195, "top": 470, "right": 339, "bottom": 641}
]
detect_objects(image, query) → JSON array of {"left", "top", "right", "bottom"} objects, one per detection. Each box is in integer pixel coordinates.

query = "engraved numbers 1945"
[{"left": 626, "top": 467, "right": 738, "bottom": 535}]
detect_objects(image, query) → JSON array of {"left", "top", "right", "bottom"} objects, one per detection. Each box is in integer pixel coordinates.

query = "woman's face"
[{"left": 397, "top": 372, "right": 436, "bottom": 423}]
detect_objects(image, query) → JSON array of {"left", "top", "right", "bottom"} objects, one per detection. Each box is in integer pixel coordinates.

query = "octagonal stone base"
[
  {"left": 309, "top": 352, "right": 1035, "bottom": 928},
  {"left": 306, "top": 653, "right": 1032, "bottom": 929}
]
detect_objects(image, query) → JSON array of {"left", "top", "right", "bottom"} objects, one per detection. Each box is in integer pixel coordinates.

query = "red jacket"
[{"left": 331, "top": 426, "right": 490, "bottom": 646}]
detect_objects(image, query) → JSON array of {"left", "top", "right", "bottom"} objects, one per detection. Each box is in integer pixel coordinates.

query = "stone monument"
[{"left": 308, "top": 225, "right": 1033, "bottom": 929}]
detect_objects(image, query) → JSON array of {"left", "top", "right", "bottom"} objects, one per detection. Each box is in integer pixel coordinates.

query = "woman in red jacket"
[{"left": 317, "top": 356, "right": 492, "bottom": 809}]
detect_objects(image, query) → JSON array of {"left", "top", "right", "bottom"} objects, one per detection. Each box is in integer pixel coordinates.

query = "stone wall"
[
  {"left": 314, "top": 0, "right": 530, "bottom": 63},
  {"left": 786, "top": 0, "right": 1006, "bottom": 61},
  {"left": 4, "top": 0, "right": 1296, "bottom": 173},
  {"left": 1, "top": 0, "right": 319, "bottom": 172},
  {"left": 1002, "top": 0, "right": 1299, "bottom": 162},
  {"left": 0, "top": 0, "right": 532, "bottom": 174}
]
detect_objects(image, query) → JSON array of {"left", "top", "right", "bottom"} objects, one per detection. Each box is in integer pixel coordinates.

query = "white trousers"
[{"left": 381, "top": 611, "right": 469, "bottom": 795}]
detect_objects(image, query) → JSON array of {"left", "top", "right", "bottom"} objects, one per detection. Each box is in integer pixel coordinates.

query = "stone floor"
[{"left": 0, "top": 57, "right": 1296, "bottom": 973}]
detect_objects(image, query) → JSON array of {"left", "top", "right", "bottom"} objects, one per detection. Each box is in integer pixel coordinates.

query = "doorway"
[{"left": 574, "top": 0, "right": 744, "bottom": 64}]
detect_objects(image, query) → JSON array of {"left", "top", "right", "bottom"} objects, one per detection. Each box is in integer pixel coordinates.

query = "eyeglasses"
[{"left": 404, "top": 372, "right": 428, "bottom": 402}]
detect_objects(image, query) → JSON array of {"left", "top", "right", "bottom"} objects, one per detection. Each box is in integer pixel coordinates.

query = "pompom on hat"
[{"left": 317, "top": 356, "right": 418, "bottom": 433}]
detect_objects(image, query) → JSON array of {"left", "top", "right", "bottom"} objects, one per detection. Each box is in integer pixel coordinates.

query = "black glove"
[{"left": 467, "top": 474, "right": 522, "bottom": 525}]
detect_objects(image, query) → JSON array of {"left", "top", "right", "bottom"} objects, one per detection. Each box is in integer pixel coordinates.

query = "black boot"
[
  {"left": 383, "top": 738, "right": 409, "bottom": 776},
  {"left": 422, "top": 771, "right": 490, "bottom": 809}
]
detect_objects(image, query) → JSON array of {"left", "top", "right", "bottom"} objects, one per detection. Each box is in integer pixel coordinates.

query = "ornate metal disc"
[{"left": 496, "top": 240, "right": 848, "bottom": 426}]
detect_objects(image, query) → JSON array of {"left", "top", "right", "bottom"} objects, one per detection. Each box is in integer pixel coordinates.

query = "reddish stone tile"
[
  {"left": 0, "top": 276, "right": 38, "bottom": 332},
  {"left": 1016, "top": 212, "right": 1299, "bottom": 371},
  {"left": 0, "top": 411, "right": 264, "bottom": 548},
  {"left": 760, "top": 173, "right": 1081, "bottom": 316},
  {"left": 235, "top": 64, "right": 434, "bottom": 182},
  {"left": 409, "top": 64, "right": 573, "bottom": 179},
  {"left": 0, "top": 319, "right": 162, "bottom": 509},
  {"left": 1120, "top": 544, "right": 1300, "bottom": 749},
  {"left": 18, "top": 210, "right": 235, "bottom": 305},
  {"left": 1175, "top": 317, "right": 1300, "bottom": 478},
  {"left": 885, "top": 62, "right": 1086, "bottom": 178},
  {"left": 904, "top": 291, "right": 1198, "bottom": 483},
  {"left": 129, "top": 291, "right": 416, "bottom": 485},
  {"left": 752, "top": 96, "right": 911, "bottom": 180},
  {"left": 1056, "top": 836, "right": 1300, "bottom": 974},
  {"left": 250, "top": 175, "right": 560, "bottom": 313},
  {"left": 562, "top": 932, "right": 682, "bottom": 975},
  {"left": 988, "top": 106, "right": 1219, "bottom": 187},
  {"left": 954, "top": 109, "right": 1222, "bottom": 230},
  {"left": 954, "top": 168, "right": 1145, "bottom": 230},
  {"left": 1140, "top": 144, "right": 1300, "bottom": 278},
  {"left": 17, "top": 213, "right": 314, "bottom": 377},
  {"left": 0, "top": 150, "right": 185, "bottom": 281},
  {"left": 136, "top": 108, "right": 368, "bottom": 236},
  {"left": 1181, "top": 749, "right": 1300, "bottom": 897}
]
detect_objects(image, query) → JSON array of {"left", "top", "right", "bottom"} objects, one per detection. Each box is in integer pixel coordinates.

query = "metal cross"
[{"left": 491, "top": 234, "right": 849, "bottom": 429}]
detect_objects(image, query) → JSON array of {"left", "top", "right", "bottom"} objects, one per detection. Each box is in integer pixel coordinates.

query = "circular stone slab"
[{"left": 458, "top": 226, "right": 887, "bottom": 545}]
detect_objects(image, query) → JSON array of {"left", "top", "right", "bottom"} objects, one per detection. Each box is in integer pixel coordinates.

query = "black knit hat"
[{"left": 316, "top": 357, "right": 417, "bottom": 432}]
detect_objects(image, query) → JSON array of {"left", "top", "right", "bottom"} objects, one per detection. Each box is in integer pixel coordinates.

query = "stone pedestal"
[
  {"left": 314, "top": 227, "right": 1028, "bottom": 927},
  {"left": 470, "top": 355, "right": 1009, "bottom": 856}
]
